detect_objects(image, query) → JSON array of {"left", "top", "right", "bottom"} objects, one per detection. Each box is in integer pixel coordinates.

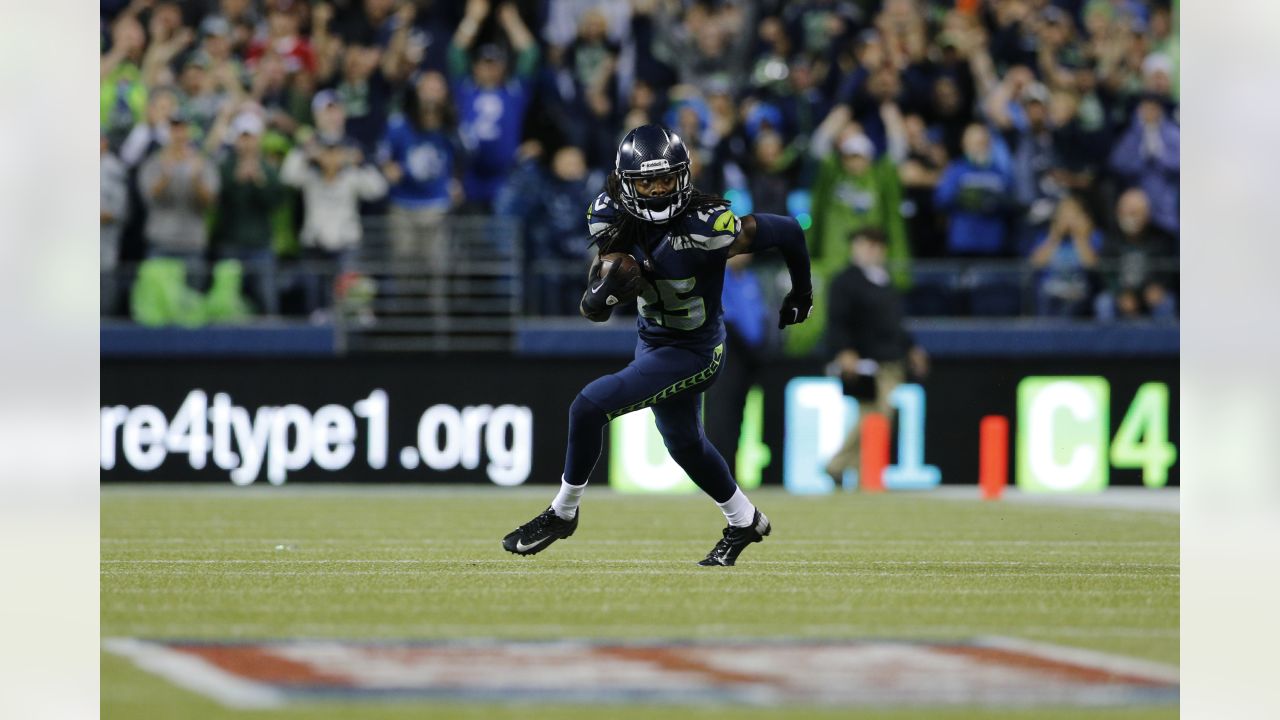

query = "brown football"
[{"left": 600, "top": 253, "right": 641, "bottom": 284}]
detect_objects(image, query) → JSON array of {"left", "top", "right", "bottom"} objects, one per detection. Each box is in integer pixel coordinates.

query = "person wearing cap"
[
  {"left": 810, "top": 130, "right": 910, "bottom": 287},
  {"left": 309, "top": 89, "right": 350, "bottom": 146},
  {"left": 448, "top": 0, "right": 540, "bottom": 208},
  {"left": 823, "top": 226, "right": 928, "bottom": 482},
  {"left": 211, "top": 112, "right": 283, "bottom": 315},
  {"left": 793, "top": 128, "right": 909, "bottom": 357},
  {"left": 280, "top": 133, "right": 388, "bottom": 314},
  {"left": 986, "top": 70, "right": 1060, "bottom": 237},
  {"left": 138, "top": 110, "right": 221, "bottom": 263}
]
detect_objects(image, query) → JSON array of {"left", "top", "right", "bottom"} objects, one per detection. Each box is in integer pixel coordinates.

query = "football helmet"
[{"left": 614, "top": 124, "right": 693, "bottom": 223}]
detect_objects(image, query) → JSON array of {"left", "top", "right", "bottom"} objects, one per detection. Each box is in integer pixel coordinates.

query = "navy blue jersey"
[{"left": 587, "top": 191, "right": 742, "bottom": 353}]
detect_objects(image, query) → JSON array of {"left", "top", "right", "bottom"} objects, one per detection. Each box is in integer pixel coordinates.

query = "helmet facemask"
[{"left": 617, "top": 161, "right": 692, "bottom": 224}]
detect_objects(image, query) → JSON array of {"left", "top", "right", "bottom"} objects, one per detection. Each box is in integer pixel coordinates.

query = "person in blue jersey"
[
  {"left": 502, "top": 125, "right": 814, "bottom": 567},
  {"left": 379, "top": 70, "right": 461, "bottom": 264},
  {"left": 447, "top": 0, "right": 539, "bottom": 210}
]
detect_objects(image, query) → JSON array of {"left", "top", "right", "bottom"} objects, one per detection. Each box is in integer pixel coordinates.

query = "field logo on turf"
[{"left": 104, "top": 637, "right": 1178, "bottom": 710}]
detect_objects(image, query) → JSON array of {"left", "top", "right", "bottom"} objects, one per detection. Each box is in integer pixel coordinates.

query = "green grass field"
[{"left": 101, "top": 486, "right": 1178, "bottom": 719}]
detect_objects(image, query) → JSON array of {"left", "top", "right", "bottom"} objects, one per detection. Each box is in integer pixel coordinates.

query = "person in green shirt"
[
  {"left": 101, "top": 13, "right": 149, "bottom": 145},
  {"left": 809, "top": 133, "right": 910, "bottom": 287},
  {"left": 789, "top": 132, "right": 910, "bottom": 355},
  {"left": 211, "top": 113, "right": 284, "bottom": 316}
]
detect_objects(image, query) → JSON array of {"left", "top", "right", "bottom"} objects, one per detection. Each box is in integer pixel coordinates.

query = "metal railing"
[
  {"left": 102, "top": 214, "right": 1178, "bottom": 353},
  {"left": 344, "top": 215, "right": 523, "bottom": 352}
]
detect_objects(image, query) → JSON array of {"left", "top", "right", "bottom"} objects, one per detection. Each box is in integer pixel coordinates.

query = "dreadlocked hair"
[{"left": 593, "top": 172, "right": 730, "bottom": 256}]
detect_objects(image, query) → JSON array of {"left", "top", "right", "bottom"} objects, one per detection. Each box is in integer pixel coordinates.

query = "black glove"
[
  {"left": 778, "top": 287, "right": 814, "bottom": 329},
  {"left": 580, "top": 259, "right": 644, "bottom": 322}
]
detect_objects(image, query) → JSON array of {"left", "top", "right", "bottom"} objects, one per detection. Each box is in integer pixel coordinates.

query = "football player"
[{"left": 502, "top": 125, "right": 812, "bottom": 566}]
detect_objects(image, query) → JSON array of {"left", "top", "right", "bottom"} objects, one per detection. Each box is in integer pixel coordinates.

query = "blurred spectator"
[
  {"left": 245, "top": 0, "right": 316, "bottom": 75},
  {"left": 773, "top": 55, "right": 831, "bottom": 184},
  {"left": 120, "top": 87, "right": 180, "bottom": 168},
  {"left": 781, "top": 0, "right": 862, "bottom": 59},
  {"left": 138, "top": 3, "right": 196, "bottom": 90},
  {"left": 1026, "top": 195, "right": 1102, "bottom": 318},
  {"left": 101, "top": 133, "right": 129, "bottom": 316},
  {"left": 824, "top": 227, "right": 928, "bottom": 481},
  {"left": 380, "top": 71, "right": 462, "bottom": 264},
  {"left": 809, "top": 132, "right": 909, "bottom": 285},
  {"left": 1109, "top": 95, "right": 1179, "bottom": 235},
  {"left": 651, "top": 1, "right": 756, "bottom": 92},
  {"left": 175, "top": 52, "right": 242, "bottom": 134},
  {"left": 101, "top": 10, "right": 150, "bottom": 144},
  {"left": 97, "top": 0, "right": 1180, "bottom": 326},
  {"left": 212, "top": 112, "right": 284, "bottom": 316},
  {"left": 986, "top": 71, "right": 1058, "bottom": 225},
  {"left": 934, "top": 124, "right": 1013, "bottom": 256},
  {"left": 496, "top": 145, "right": 601, "bottom": 315},
  {"left": 138, "top": 112, "right": 220, "bottom": 261},
  {"left": 1095, "top": 188, "right": 1177, "bottom": 321},
  {"left": 249, "top": 50, "right": 309, "bottom": 135},
  {"left": 449, "top": 0, "right": 539, "bottom": 209},
  {"left": 706, "top": 253, "right": 772, "bottom": 473},
  {"left": 750, "top": 15, "right": 794, "bottom": 98},
  {"left": 542, "top": 0, "right": 631, "bottom": 50},
  {"left": 330, "top": 41, "right": 395, "bottom": 156},
  {"left": 748, "top": 130, "right": 794, "bottom": 217},
  {"left": 309, "top": 89, "right": 353, "bottom": 145},
  {"left": 896, "top": 113, "right": 948, "bottom": 258},
  {"left": 280, "top": 137, "right": 388, "bottom": 312}
]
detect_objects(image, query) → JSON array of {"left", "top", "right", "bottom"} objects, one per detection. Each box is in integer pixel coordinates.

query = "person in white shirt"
[{"left": 280, "top": 136, "right": 387, "bottom": 313}]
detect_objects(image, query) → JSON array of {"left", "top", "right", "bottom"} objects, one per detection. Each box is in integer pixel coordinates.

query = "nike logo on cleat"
[{"left": 514, "top": 536, "right": 553, "bottom": 553}]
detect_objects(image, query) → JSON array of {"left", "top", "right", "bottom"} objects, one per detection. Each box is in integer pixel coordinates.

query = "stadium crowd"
[{"left": 100, "top": 0, "right": 1179, "bottom": 329}]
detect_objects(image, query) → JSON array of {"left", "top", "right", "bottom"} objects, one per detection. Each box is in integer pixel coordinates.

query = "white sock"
[
  {"left": 717, "top": 488, "right": 756, "bottom": 527},
  {"left": 550, "top": 476, "right": 586, "bottom": 520}
]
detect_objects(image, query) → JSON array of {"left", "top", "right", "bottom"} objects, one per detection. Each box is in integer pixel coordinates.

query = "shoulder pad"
[
  {"left": 672, "top": 206, "right": 740, "bottom": 251},
  {"left": 586, "top": 192, "right": 618, "bottom": 239}
]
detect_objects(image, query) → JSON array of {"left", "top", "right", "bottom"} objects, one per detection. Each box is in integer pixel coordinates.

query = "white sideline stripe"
[
  {"left": 102, "top": 538, "right": 1179, "bottom": 546},
  {"left": 102, "top": 638, "right": 284, "bottom": 710},
  {"left": 111, "top": 623, "right": 1180, "bottom": 641},
  {"left": 101, "top": 569, "right": 1180, "bottom": 578},
  {"left": 100, "top": 558, "right": 1179, "bottom": 568},
  {"left": 974, "top": 636, "right": 1180, "bottom": 684},
  {"left": 106, "top": 584, "right": 1168, "bottom": 597}
]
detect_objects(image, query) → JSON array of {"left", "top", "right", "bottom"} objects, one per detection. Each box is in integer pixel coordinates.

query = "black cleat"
[
  {"left": 502, "top": 506, "right": 578, "bottom": 556},
  {"left": 698, "top": 510, "right": 771, "bottom": 566}
]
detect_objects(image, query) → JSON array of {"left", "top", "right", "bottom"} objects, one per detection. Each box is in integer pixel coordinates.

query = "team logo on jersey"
[{"left": 713, "top": 210, "right": 740, "bottom": 234}]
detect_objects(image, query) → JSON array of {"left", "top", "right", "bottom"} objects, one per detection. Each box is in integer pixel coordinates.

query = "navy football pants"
[{"left": 562, "top": 342, "right": 740, "bottom": 503}]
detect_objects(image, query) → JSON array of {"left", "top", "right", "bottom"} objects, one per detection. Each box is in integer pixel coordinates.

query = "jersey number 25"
[{"left": 637, "top": 277, "right": 705, "bottom": 331}]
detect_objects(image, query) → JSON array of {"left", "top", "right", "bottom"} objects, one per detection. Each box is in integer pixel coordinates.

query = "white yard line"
[{"left": 927, "top": 486, "right": 1180, "bottom": 514}]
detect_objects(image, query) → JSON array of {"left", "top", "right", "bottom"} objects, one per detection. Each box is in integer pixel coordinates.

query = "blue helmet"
[{"left": 614, "top": 124, "right": 693, "bottom": 223}]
